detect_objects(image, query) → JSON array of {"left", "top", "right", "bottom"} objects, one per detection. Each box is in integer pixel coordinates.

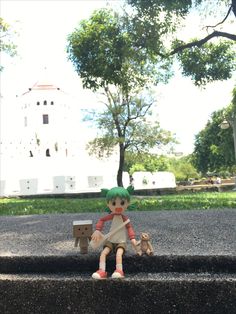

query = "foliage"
[
  {"left": 67, "top": 3, "right": 235, "bottom": 185},
  {"left": 124, "top": 151, "right": 199, "bottom": 181},
  {"left": 192, "top": 107, "right": 235, "bottom": 174},
  {"left": 67, "top": 9, "right": 174, "bottom": 186},
  {"left": 168, "top": 156, "right": 200, "bottom": 181},
  {"left": 126, "top": 0, "right": 236, "bottom": 85},
  {"left": 0, "top": 17, "right": 17, "bottom": 71},
  {"left": 85, "top": 89, "right": 174, "bottom": 185},
  {"left": 67, "top": 9, "right": 170, "bottom": 93},
  {"left": 129, "top": 163, "right": 146, "bottom": 174},
  {"left": 225, "top": 86, "right": 236, "bottom": 119},
  {"left": 175, "top": 40, "right": 236, "bottom": 86},
  {"left": 0, "top": 191, "right": 235, "bottom": 216},
  {"left": 125, "top": 152, "right": 170, "bottom": 174}
]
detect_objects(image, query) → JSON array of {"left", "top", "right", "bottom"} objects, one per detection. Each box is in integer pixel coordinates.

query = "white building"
[{"left": 0, "top": 80, "right": 125, "bottom": 196}]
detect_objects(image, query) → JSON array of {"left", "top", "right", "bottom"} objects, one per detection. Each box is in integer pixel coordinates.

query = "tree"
[
  {"left": 168, "top": 156, "right": 200, "bottom": 182},
  {"left": 124, "top": 152, "right": 170, "bottom": 174},
  {"left": 126, "top": 0, "right": 236, "bottom": 85},
  {"left": 67, "top": 9, "right": 174, "bottom": 186},
  {"left": 0, "top": 18, "right": 17, "bottom": 71},
  {"left": 125, "top": 151, "right": 199, "bottom": 181},
  {"left": 86, "top": 89, "right": 173, "bottom": 186},
  {"left": 192, "top": 106, "right": 235, "bottom": 175}
]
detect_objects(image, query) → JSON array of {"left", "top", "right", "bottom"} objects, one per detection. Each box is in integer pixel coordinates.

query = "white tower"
[
  {"left": 0, "top": 78, "right": 122, "bottom": 196},
  {"left": 19, "top": 81, "right": 75, "bottom": 158}
]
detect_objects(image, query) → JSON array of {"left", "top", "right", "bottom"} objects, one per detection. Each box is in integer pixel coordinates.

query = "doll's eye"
[
  {"left": 121, "top": 200, "right": 125, "bottom": 206},
  {"left": 112, "top": 201, "right": 116, "bottom": 206}
]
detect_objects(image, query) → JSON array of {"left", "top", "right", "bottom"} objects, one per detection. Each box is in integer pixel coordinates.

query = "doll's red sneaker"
[
  {"left": 92, "top": 269, "right": 107, "bottom": 280},
  {"left": 111, "top": 269, "right": 125, "bottom": 279}
]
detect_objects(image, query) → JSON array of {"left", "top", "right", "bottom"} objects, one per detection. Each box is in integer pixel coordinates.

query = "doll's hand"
[
  {"left": 131, "top": 238, "right": 137, "bottom": 246},
  {"left": 91, "top": 230, "right": 103, "bottom": 242}
]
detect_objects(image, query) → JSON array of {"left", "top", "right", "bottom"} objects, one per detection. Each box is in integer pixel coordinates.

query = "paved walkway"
[
  {"left": 0, "top": 209, "right": 235, "bottom": 257},
  {"left": 1, "top": 209, "right": 235, "bottom": 314}
]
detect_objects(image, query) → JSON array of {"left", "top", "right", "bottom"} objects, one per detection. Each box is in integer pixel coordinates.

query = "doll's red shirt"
[{"left": 95, "top": 213, "right": 135, "bottom": 240}]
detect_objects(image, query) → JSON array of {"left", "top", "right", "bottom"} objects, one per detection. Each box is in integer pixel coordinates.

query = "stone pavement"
[
  {"left": 0, "top": 209, "right": 235, "bottom": 313},
  {"left": 0, "top": 209, "right": 235, "bottom": 257}
]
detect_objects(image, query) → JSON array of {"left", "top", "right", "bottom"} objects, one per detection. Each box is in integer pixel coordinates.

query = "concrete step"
[
  {"left": 0, "top": 254, "right": 235, "bottom": 274},
  {"left": 0, "top": 272, "right": 235, "bottom": 314},
  {"left": 0, "top": 210, "right": 235, "bottom": 313}
]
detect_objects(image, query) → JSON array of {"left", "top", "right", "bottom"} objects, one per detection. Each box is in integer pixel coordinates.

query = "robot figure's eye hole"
[
  {"left": 121, "top": 200, "right": 125, "bottom": 206},
  {"left": 112, "top": 201, "right": 116, "bottom": 206}
]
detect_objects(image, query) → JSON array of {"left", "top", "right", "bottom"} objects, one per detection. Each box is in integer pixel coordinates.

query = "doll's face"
[
  {"left": 107, "top": 197, "right": 129, "bottom": 214},
  {"left": 141, "top": 232, "right": 150, "bottom": 241}
]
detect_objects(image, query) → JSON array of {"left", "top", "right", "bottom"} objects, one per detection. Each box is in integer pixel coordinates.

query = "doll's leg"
[
  {"left": 99, "top": 246, "right": 111, "bottom": 271},
  {"left": 92, "top": 246, "right": 111, "bottom": 279},
  {"left": 112, "top": 247, "right": 125, "bottom": 279}
]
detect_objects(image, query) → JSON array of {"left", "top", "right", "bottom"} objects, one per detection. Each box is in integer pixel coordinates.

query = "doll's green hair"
[{"left": 101, "top": 186, "right": 134, "bottom": 202}]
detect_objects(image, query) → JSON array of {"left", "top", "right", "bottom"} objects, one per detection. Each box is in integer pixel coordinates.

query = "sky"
[{"left": 1, "top": 0, "right": 235, "bottom": 155}]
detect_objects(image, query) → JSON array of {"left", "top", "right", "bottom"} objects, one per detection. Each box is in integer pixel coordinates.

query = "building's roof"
[
  {"left": 31, "top": 81, "right": 60, "bottom": 91},
  {"left": 22, "top": 81, "right": 62, "bottom": 96}
]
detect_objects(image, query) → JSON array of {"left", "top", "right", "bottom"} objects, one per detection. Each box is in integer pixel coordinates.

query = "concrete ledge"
[
  {"left": 0, "top": 210, "right": 235, "bottom": 312},
  {"left": 0, "top": 273, "right": 235, "bottom": 314},
  {"left": 177, "top": 183, "right": 235, "bottom": 193},
  {"left": 0, "top": 254, "right": 235, "bottom": 274}
]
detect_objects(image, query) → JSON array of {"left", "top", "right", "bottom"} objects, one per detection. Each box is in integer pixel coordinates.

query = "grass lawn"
[{"left": 0, "top": 191, "right": 235, "bottom": 216}]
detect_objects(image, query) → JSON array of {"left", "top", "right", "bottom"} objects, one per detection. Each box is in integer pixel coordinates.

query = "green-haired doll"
[{"left": 91, "top": 186, "right": 137, "bottom": 279}]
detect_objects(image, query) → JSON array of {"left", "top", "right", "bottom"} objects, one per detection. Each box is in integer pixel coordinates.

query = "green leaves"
[
  {"left": 67, "top": 8, "right": 171, "bottom": 94},
  {"left": 193, "top": 106, "right": 235, "bottom": 174},
  {"left": 0, "top": 17, "right": 17, "bottom": 71},
  {"left": 176, "top": 40, "right": 236, "bottom": 86},
  {"left": 67, "top": 9, "right": 121, "bottom": 90},
  {"left": 126, "top": 0, "right": 236, "bottom": 86},
  {"left": 127, "top": 0, "right": 195, "bottom": 18}
]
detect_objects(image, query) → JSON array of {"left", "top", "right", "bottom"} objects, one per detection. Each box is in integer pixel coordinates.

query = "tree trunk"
[
  {"left": 117, "top": 144, "right": 125, "bottom": 187},
  {"left": 232, "top": 0, "right": 236, "bottom": 18}
]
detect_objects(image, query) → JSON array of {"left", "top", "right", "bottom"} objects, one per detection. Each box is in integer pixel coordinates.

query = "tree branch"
[
  {"left": 205, "top": 5, "right": 232, "bottom": 31},
  {"left": 232, "top": 0, "right": 236, "bottom": 18},
  {"left": 170, "top": 31, "right": 236, "bottom": 55}
]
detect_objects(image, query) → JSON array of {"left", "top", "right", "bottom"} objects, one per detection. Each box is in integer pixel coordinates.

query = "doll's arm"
[
  {"left": 95, "top": 213, "right": 113, "bottom": 231},
  {"left": 92, "top": 214, "right": 113, "bottom": 243}
]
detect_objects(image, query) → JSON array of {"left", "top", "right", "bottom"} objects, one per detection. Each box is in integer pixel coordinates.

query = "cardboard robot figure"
[
  {"left": 90, "top": 186, "right": 137, "bottom": 280},
  {"left": 73, "top": 220, "right": 93, "bottom": 254}
]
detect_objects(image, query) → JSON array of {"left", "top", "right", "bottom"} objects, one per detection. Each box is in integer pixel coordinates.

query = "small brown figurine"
[
  {"left": 73, "top": 220, "right": 93, "bottom": 254},
  {"left": 136, "top": 232, "right": 154, "bottom": 256}
]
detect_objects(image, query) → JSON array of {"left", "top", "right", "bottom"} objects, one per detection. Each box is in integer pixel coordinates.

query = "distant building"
[
  {"left": 10, "top": 80, "right": 78, "bottom": 158},
  {"left": 0, "top": 80, "right": 123, "bottom": 196}
]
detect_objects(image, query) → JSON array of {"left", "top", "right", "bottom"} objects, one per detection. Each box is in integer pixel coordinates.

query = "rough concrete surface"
[
  {"left": 0, "top": 209, "right": 235, "bottom": 313},
  {"left": 0, "top": 209, "right": 235, "bottom": 257},
  {"left": 0, "top": 272, "right": 235, "bottom": 314}
]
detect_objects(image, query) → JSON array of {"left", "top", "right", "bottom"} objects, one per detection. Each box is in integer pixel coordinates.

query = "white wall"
[
  {"left": 0, "top": 157, "right": 128, "bottom": 196},
  {"left": 132, "top": 171, "right": 176, "bottom": 190}
]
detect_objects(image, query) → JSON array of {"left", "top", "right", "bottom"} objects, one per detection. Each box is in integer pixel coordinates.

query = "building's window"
[
  {"left": 51, "top": 101, "right": 54, "bottom": 105},
  {"left": 46, "top": 148, "right": 51, "bottom": 157},
  {"left": 43, "top": 100, "right": 47, "bottom": 105},
  {"left": 36, "top": 101, "right": 40, "bottom": 106},
  {"left": 43, "top": 114, "right": 49, "bottom": 124},
  {"left": 24, "top": 117, "right": 27, "bottom": 127}
]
